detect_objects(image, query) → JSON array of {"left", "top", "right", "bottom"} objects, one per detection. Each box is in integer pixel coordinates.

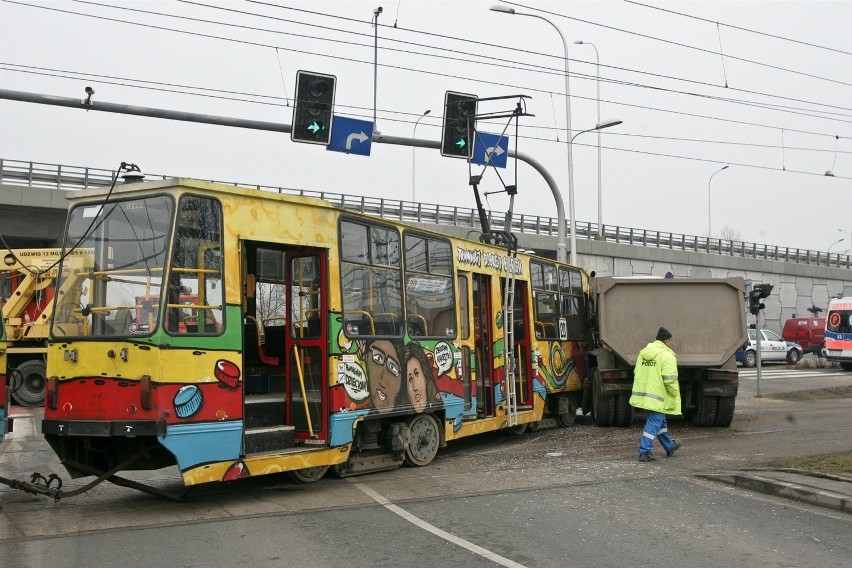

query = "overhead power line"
[
  {"left": 624, "top": 0, "right": 852, "bottom": 57},
  {"left": 2, "top": 0, "right": 850, "bottom": 175},
  {"left": 6, "top": 0, "right": 852, "bottom": 133}
]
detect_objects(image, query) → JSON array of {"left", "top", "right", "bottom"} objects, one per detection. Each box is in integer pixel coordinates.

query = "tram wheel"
[
  {"left": 557, "top": 394, "right": 579, "bottom": 427},
  {"left": 404, "top": 413, "right": 440, "bottom": 467},
  {"left": 288, "top": 465, "right": 329, "bottom": 483}
]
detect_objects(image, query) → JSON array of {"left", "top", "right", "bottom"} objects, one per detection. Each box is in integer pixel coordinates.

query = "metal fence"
[{"left": 2, "top": 157, "right": 849, "bottom": 269}]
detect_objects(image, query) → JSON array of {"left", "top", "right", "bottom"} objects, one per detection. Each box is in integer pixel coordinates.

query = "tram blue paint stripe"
[{"left": 159, "top": 421, "right": 243, "bottom": 472}]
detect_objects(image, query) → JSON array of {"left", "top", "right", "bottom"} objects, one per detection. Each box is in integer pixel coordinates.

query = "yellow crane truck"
[{"left": 1, "top": 249, "right": 64, "bottom": 406}]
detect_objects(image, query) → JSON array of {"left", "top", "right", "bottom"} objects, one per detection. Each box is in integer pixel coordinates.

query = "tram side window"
[
  {"left": 339, "top": 220, "right": 402, "bottom": 337},
  {"left": 531, "top": 262, "right": 559, "bottom": 340},
  {"left": 291, "top": 256, "right": 321, "bottom": 338},
  {"left": 559, "top": 267, "right": 585, "bottom": 340},
  {"left": 252, "top": 248, "right": 289, "bottom": 345},
  {"left": 404, "top": 233, "right": 456, "bottom": 338},
  {"left": 458, "top": 275, "right": 470, "bottom": 340},
  {"left": 167, "top": 195, "right": 224, "bottom": 335}
]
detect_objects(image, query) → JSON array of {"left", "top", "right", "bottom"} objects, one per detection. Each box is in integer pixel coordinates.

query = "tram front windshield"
[{"left": 52, "top": 195, "right": 173, "bottom": 338}]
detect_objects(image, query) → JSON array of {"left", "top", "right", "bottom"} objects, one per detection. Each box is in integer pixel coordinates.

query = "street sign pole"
[{"left": 756, "top": 312, "right": 762, "bottom": 397}]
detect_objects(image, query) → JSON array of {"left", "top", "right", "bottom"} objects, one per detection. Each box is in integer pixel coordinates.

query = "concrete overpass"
[{"left": 2, "top": 158, "right": 850, "bottom": 334}]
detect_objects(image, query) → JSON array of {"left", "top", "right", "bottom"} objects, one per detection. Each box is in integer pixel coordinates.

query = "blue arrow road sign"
[
  {"left": 471, "top": 132, "right": 509, "bottom": 168},
  {"left": 327, "top": 116, "right": 373, "bottom": 156}
]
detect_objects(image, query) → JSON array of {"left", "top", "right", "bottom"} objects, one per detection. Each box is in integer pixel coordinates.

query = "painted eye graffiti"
[
  {"left": 386, "top": 357, "right": 400, "bottom": 377},
  {"left": 371, "top": 346, "right": 386, "bottom": 365}
]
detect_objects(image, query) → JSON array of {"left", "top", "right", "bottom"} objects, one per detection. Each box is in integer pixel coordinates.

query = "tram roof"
[{"left": 65, "top": 177, "right": 334, "bottom": 209}]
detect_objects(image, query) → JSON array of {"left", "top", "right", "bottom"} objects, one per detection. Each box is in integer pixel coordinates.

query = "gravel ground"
[{"left": 762, "top": 384, "right": 852, "bottom": 476}]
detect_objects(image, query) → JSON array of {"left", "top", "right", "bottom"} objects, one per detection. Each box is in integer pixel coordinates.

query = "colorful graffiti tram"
[{"left": 30, "top": 177, "right": 590, "bottom": 496}]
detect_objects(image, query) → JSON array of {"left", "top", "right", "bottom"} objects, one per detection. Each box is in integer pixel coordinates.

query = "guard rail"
[{"left": 1, "top": 158, "right": 849, "bottom": 269}]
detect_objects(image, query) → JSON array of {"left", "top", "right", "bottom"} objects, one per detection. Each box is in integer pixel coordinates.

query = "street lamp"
[
  {"left": 411, "top": 109, "right": 431, "bottom": 201},
  {"left": 838, "top": 229, "right": 852, "bottom": 255},
  {"left": 574, "top": 40, "right": 605, "bottom": 240},
  {"left": 571, "top": 120, "right": 622, "bottom": 145},
  {"left": 569, "top": 120, "right": 622, "bottom": 248},
  {"left": 491, "top": 3, "right": 575, "bottom": 264},
  {"left": 708, "top": 165, "right": 730, "bottom": 238},
  {"left": 828, "top": 238, "right": 845, "bottom": 254}
]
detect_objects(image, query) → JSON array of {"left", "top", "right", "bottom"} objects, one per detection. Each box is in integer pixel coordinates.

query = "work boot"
[
  {"left": 638, "top": 452, "right": 658, "bottom": 462},
  {"left": 666, "top": 441, "right": 683, "bottom": 457}
]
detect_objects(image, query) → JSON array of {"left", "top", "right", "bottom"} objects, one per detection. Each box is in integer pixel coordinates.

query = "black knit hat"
[{"left": 656, "top": 327, "right": 673, "bottom": 341}]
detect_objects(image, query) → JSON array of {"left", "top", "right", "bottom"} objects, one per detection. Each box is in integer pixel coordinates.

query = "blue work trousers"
[{"left": 638, "top": 410, "right": 675, "bottom": 455}]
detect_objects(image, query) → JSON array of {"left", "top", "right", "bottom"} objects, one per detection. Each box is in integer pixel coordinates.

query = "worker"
[{"left": 630, "top": 326, "right": 683, "bottom": 462}]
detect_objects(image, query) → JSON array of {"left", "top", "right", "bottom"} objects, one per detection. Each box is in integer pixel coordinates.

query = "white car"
[{"left": 738, "top": 328, "right": 803, "bottom": 367}]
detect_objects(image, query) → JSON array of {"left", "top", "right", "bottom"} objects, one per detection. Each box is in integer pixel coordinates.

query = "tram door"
[
  {"left": 473, "top": 273, "right": 494, "bottom": 417},
  {"left": 286, "top": 251, "right": 328, "bottom": 442}
]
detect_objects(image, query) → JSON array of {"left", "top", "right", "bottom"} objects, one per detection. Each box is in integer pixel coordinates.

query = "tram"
[{"left": 38, "top": 177, "right": 591, "bottom": 494}]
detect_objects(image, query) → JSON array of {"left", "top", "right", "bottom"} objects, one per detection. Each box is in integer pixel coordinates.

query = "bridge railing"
[{"left": 2, "top": 158, "right": 849, "bottom": 269}]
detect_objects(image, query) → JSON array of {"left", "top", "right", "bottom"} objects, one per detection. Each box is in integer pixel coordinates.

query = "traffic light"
[
  {"left": 749, "top": 283, "right": 774, "bottom": 315},
  {"left": 441, "top": 91, "right": 478, "bottom": 159},
  {"left": 291, "top": 71, "right": 336, "bottom": 145}
]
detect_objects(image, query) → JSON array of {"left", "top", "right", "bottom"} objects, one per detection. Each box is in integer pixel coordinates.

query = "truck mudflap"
[
  {"left": 701, "top": 369, "right": 739, "bottom": 398},
  {"left": 700, "top": 380, "right": 739, "bottom": 398}
]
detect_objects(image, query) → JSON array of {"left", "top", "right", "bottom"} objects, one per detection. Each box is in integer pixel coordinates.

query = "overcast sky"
[{"left": 2, "top": 0, "right": 851, "bottom": 256}]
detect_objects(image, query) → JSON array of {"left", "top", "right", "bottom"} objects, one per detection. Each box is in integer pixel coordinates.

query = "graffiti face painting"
[
  {"left": 404, "top": 342, "right": 437, "bottom": 414},
  {"left": 366, "top": 340, "right": 401, "bottom": 413}
]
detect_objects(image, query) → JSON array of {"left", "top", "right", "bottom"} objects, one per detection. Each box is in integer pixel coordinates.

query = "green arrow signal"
[
  {"left": 455, "top": 138, "right": 467, "bottom": 149},
  {"left": 308, "top": 121, "right": 322, "bottom": 134}
]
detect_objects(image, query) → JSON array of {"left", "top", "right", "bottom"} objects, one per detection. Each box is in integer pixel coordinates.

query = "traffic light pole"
[
  {"left": 755, "top": 313, "right": 762, "bottom": 397},
  {"left": 0, "top": 88, "right": 569, "bottom": 264}
]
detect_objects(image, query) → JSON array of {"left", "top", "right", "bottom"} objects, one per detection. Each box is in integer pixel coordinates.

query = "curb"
[{"left": 698, "top": 473, "right": 852, "bottom": 513}]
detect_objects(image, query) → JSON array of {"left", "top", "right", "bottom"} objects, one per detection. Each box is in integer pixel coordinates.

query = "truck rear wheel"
[
  {"left": 691, "top": 390, "right": 718, "bottom": 427},
  {"left": 714, "top": 396, "right": 736, "bottom": 427},
  {"left": 613, "top": 394, "right": 634, "bottom": 427},
  {"left": 11, "top": 359, "right": 47, "bottom": 407},
  {"left": 592, "top": 369, "right": 615, "bottom": 427}
]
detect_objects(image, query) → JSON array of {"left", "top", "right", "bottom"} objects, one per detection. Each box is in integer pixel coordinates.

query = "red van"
[{"left": 782, "top": 317, "right": 825, "bottom": 354}]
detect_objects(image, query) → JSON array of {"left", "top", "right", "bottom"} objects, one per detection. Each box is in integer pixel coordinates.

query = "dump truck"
[
  {"left": 587, "top": 276, "right": 747, "bottom": 427},
  {"left": 0, "top": 249, "right": 64, "bottom": 406}
]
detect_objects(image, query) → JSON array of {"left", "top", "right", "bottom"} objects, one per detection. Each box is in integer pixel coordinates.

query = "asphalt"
[{"left": 3, "top": 408, "right": 852, "bottom": 513}]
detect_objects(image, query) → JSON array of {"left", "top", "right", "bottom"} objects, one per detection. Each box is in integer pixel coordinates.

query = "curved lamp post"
[
  {"left": 708, "top": 165, "right": 729, "bottom": 238},
  {"left": 411, "top": 109, "right": 430, "bottom": 201},
  {"left": 574, "top": 40, "right": 605, "bottom": 240},
  {"left": 491, "top": 4, "right": 575, "bottom": 264},
  {"left": 838, "top": 229, "right": 852, "bottom": 255},
  {"left": 828, "top": 238, "right": 845, "bottom": 255},
  {"left": 569, "top": 120, "right": 623, "bottom": 252}
]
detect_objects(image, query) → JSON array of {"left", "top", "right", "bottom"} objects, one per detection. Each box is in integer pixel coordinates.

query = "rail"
[{"left": 1, "top": 157, "right": 849, "bottom": 269}]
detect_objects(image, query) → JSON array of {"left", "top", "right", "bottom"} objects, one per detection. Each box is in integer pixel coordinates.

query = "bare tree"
[
  {"left": 719, "top": 225, "right": 742, "bottom": 242},
  {"left": 256, "top": 282, "right": 287, "bottom": 325}
]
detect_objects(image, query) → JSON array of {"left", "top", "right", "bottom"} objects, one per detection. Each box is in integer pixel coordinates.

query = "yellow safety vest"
[{"left": 629, "top": 340, "right": 682, "bottom": 415}]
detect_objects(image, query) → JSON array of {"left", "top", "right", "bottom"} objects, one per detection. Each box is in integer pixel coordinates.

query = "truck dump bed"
[{"left": 593, "top": 276, "right": 747, "bottom": 368}]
